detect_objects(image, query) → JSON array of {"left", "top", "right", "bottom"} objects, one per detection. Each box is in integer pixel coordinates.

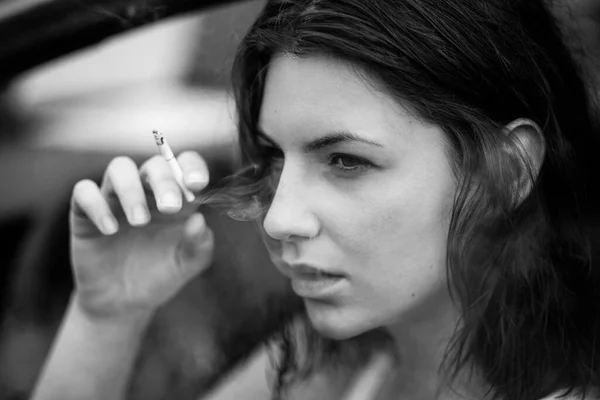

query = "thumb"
[{"left": 175, "top": 212, "right": 214, "bottom": 278}]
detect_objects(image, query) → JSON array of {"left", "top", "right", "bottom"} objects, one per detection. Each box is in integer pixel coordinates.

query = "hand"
[{"left": 69, "top": 152, "right": 214, "bottom": 322}]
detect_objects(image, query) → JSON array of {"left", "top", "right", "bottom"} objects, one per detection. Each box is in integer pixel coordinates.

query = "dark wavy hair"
[{"left": 203, "top": 0, "right": 600, "bottom": 399}]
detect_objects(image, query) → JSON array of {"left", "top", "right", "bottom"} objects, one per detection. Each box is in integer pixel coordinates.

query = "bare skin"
[
  {"left": 32, "top": 152, "right": 217, "bottom": 400},
  {"left": 30, "top": 2, "right": 600, "bottom": 399}
]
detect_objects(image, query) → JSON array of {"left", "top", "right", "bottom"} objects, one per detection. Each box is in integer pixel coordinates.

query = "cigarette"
[{"left": 152, "top": 130, "right": 196, "bottom": 203}]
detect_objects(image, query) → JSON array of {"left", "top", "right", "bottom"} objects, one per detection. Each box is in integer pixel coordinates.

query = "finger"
[
  {"left": 101, "top": 156, "right": 150, "bottom": 226},
  {"left": 139, "top": 155, "right": 183, "bottom": 214},
  {"left": 177, "top": 151, "right": 210, "bottom": 192},
  {"left": 71, "top": 179, "right": 119, "bottom": 235},
  {"left": 175, "top": 213, "right": 214, "bottom": 278}
]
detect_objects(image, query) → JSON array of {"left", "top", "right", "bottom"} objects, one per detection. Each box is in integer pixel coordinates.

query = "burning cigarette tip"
[{"left": 152, "top": 130, "right": 165, "bottom": 146}]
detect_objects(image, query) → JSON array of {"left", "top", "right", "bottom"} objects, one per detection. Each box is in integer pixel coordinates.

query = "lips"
[
  {"left": 286, "top": 263, "right": 347, "bottom": 280},
  {"left": 284, "top": 263, "right": 348, "bottom": 298}
]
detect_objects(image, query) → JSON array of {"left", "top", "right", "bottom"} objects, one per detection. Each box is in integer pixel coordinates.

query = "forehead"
[{"left": 258, "top": 54, "right": 418, "bottom": 143}]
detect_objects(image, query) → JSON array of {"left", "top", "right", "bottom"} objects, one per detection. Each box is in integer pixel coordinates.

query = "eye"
[{"left": 329, "top": 154, "right": 375, "bottom": 172}]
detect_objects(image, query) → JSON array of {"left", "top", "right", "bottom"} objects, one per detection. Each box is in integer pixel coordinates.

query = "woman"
[{"left": 32, "top": 0, "right": 600, "bottom": 399}]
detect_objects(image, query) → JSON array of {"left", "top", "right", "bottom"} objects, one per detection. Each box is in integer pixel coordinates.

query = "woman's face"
[{"left": 259, "top": 54, "right": 457, "bottom": 339}]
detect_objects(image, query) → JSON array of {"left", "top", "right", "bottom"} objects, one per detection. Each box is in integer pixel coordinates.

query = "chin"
[{"left": 304, "top": 298, "right": 374, "bottom": 340}]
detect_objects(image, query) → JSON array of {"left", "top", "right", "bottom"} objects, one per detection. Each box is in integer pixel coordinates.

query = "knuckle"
[
  {"left": 195, "top": 217, "right": 212, "bottom": 242},
  {"left": 142, "top": 156, "right": 170, "bottom": 180},
  {"left": 195, "top": 213, "right": 208, "bottom": 228},
  {"left": 119, "top": 185, "right": 145, "bottom": 202},
  {"left": 151, "top": 172, "right": 179, "bottom": 188},
  {"left": 200, "top": 228, "right": 214, "bottom": 247},
  {"left": 161, "top": 181, "right": 182, "bottom": 193}
]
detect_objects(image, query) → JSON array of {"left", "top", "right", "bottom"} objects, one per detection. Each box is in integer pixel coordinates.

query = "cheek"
[
  {"left": 329, "top": 175, "right": 455, "bottom": 315},
  {"left": 341, "top": 184, "right": 452, "bottom": 269}
]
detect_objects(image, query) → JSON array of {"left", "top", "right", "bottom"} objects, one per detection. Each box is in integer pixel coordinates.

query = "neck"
[{"left": 382, "top": 290, "right": 485, "bottom": 399}]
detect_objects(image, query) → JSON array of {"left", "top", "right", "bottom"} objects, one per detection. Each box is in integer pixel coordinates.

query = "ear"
[{"left": 502, "top": 118, "right": 546, "bottom": 204}]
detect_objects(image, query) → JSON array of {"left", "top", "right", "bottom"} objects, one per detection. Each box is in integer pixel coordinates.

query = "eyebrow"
[{"left": 257, "top": 128, "right": 384, "bottom": 153}]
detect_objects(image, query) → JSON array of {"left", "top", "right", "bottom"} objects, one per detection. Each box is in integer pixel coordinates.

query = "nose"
[{"left": 262, "top": 168, "right": 320, "bottom": 242}]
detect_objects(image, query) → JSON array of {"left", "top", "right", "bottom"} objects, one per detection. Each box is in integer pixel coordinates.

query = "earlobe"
[{"left": 502, "top": 118, "right": 546, "bottom": 205}]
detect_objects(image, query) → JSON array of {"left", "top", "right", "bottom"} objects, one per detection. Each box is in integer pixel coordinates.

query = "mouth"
[
  {"left": 285, "top": 263, "right": 348, "bottom": 298},
  {"left": 288, "top": 263, "right": 346, "bottom": 279}
]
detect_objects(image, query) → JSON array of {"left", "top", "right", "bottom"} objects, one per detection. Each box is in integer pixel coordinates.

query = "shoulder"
[{"left": 201, "top": 347, "right": 271, "bottom": 400}]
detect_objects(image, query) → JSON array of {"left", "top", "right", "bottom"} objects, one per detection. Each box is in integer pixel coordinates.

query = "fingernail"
[
  {"left": 159, "top": 191, "right": 182, "bottom": 209},
  {"left": 101, "top": 215, "right": 118, "bottom": 235},
  {"left": 185, "top": 171, "right": 208, "bottom": 185},
  {"left": 130, "top": 204, "right": 149, "bottom": 225}
]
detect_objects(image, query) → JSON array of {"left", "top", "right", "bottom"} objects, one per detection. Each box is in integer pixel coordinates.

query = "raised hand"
[{"left": 69, "top": 151, "right": 214, "bottom": 321}]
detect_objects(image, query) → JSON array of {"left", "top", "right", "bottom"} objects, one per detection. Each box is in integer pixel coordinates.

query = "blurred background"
[
  {"left": 0, "top": 0, "right": 598, "bottom": 399},
  {"left": 0, "top": 1, "right": 283, "bottom": 399}
]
